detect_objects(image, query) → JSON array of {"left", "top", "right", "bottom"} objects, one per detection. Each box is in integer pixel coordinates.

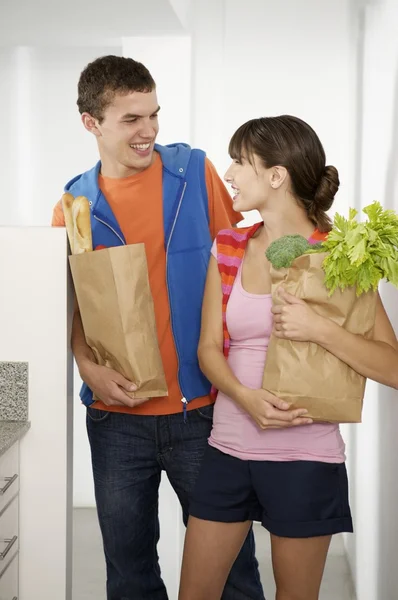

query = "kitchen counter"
[
  {"left": 0, "top": 361, "right": 30, "bottom": 456},
  {"left": 0, "top": 421, "right": 30, "bottom": 458}
]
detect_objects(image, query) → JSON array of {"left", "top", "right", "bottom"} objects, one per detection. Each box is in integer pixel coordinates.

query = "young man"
[{"left": 52, "top": 55, "right": 265, "bottom": 600}]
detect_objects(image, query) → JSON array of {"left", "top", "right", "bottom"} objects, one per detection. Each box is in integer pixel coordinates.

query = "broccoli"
[{"left": 266, "top": 235, "right": 321, "bottom": 269}]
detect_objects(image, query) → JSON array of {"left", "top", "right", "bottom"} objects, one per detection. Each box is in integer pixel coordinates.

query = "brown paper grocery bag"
[
  {"left": 262, "top": 252, "right": 377, "bottom": 423},
  {"left": 69, "top": 244, "right": 168, "bottom": 399}
]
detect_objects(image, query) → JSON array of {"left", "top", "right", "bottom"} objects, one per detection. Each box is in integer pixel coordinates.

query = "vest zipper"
[
  {"left": 93, "top": 215, "right": 126, "bottom": 245},
  {"left": 165, "top": 181, "right": 188, "bottom": 419}
]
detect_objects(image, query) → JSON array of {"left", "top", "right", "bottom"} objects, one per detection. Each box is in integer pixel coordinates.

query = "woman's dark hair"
[{"left": 229, "top": 115, "right": 339, "bottom": 232}]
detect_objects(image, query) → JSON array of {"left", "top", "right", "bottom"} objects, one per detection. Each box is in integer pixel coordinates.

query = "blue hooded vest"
[{"left": 65, "top": 143, "right": 212, "bottom": 407}]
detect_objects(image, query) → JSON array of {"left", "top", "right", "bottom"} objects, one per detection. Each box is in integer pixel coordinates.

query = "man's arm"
[
  {"left": 72, "top": 306, "right": 141, "bottom": 406},
  {"left": 72, "top": 308, "right": 96, "bottom": 369},
  {"left": 52, "top": 200, "right": 93, "bottom": 368},
  {"left": 52, "top": 199, "right": 65, "bottom": 227},
  {"left": 52, "top": 198, "right": 143, "bottom": 407}
]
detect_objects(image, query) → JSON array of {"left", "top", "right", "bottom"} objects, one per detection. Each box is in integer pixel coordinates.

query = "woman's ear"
[{"left": 270, "top": 166, "right": 288, "bottom": 189}]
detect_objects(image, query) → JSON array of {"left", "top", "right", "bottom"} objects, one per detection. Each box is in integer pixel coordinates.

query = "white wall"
[
  {"left": 1, "top": 0, "right": 184, "bottom": 46},
  {"left": 190, "top": 0, "right": 354, "bottom": 227},
  {"left": 168, "top": 0, "right": 193, "bottom": 31},
  {"left": 344, "top": 1, "right": 398, "bottom": 599},
  {"left": 122, "top": 36, "right": 192, "bottom": 146},
  {"left": 0, "top": 45, "right": 122, "bottom": 227}
]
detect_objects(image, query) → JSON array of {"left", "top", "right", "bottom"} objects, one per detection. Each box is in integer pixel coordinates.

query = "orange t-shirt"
[{"left": 53, "top": 153, "right": 241, "bottom": 415}]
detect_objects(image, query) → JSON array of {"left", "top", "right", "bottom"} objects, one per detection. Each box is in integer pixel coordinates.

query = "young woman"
[{"left": 178, "top": 115, "right": 398, "bottom": 600}]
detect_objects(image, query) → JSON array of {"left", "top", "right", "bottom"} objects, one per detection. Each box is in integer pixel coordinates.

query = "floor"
[{"left": 73, "top": 508, "right": 356, "bottom": 600}]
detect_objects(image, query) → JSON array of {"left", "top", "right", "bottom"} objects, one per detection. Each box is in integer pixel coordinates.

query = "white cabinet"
[
  {"left": 0, "top": 227, "right": 73, "bottom": 600},
  {"left": 0, "top": 445, "right": 19, "bottom": 516},
  {"left": 0, "top": 444, "right": 19, "bottom": 600},
  {"left": 0, "top": 553, "right": 18, "bottom": 600}
]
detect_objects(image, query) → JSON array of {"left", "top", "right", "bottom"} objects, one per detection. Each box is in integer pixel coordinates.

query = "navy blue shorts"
[{"left": 190, "top": 445, "right": 353, "bottom": 538}]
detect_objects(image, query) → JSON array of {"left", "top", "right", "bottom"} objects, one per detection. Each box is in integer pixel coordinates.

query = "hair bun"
[{"left": 314, "top": 165, "right": 340, "bottom": 211}]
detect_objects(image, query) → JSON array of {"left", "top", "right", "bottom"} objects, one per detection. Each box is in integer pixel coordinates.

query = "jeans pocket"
[
  {"left": 86, "top": 407, "right": 111, "bottom": 423},
  {"left": 196, "top": 404, "right": 214, "bottom": 421}
]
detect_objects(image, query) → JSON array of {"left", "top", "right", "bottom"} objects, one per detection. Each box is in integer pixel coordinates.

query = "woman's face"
[{"left": 224, "top": 152, "right": 272, "bottom": 213}]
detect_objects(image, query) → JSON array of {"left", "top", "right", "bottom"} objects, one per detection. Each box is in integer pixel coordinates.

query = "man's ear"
[{"left": 81, "top": 113, "right": 102, "bottom": 137}]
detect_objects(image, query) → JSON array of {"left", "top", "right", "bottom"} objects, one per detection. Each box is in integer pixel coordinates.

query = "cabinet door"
[
  {"left": 0, "top": 553, "right": 18, "bottom": 600},
  {"left": 0, "top": 498, "right": 18, "bottom": 574},
  {"left": 0, "top": 445, "right": 19, "bottom": 515}
]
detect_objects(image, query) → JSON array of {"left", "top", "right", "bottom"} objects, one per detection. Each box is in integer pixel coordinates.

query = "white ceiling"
[{"left": 0, "top": 0, "right": 186, "bottom": 46}]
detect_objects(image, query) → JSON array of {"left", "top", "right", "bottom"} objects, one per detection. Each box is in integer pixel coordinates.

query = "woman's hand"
[
  {"left": 239, "top": 387, "right": 312, "bottom": 429},
  {"left": 272, "top": 288, "right": 325, "bottom": 343}
]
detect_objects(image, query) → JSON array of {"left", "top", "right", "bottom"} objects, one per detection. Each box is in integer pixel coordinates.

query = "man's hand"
[
  {"left": 80, "top": 360, "right": 149, "bottom": 408},
  {"left": 239, "top": 387, "right": 312, "bottom": 429}
]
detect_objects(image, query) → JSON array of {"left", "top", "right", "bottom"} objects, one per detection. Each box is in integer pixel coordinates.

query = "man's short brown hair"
[{"left": 77, "top": 55, "right": 156, "bottom": 122}]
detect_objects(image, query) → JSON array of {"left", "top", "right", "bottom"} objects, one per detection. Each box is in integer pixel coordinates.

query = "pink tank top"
[{"left": 209, "top": 259, "right": 346, "bottom": 463}]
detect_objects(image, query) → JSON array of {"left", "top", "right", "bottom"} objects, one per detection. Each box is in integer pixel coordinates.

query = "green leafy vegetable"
[
  {"left": 317, "top": 201, "right": 398, "bottom": 295},
  {"left": 265, "top": 202, "right": 398, "bottom": 296}
]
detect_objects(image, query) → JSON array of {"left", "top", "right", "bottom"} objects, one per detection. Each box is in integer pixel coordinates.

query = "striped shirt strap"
[{"left": 209, "top": 222, "right": 262, "bottom": 400}]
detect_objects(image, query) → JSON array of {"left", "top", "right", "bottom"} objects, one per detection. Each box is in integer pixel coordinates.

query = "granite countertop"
[
  {"left": 0, "top": 421, "right": 31, "bottom": 457},
  {"left": 0, "top": 362, "right": 30, "bottom": 457}
]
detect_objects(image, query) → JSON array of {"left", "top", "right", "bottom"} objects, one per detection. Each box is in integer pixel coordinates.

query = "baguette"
[
  {"left": 61, "top": 193, "right": 75, "bottom": 253},
  {"left": 72, "top": 196, "right": 93, "bottom": 254}
]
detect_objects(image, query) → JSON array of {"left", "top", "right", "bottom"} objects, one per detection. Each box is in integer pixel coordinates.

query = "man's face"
[{"left": 88, "top": 89, "right": 160, "bottom": 178}]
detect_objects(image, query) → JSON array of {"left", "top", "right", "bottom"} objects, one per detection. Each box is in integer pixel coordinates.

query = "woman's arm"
[
  {"left": 273, "top": 290, "right": 398, "bottom": 389},
  {"left": 198, "top": 257, "right": 312, "bottom": 428}
]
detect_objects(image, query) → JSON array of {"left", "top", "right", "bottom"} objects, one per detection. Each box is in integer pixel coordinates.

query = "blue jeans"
[{"left": 86, "top": 404, "right": 264, "bottom": 600}]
